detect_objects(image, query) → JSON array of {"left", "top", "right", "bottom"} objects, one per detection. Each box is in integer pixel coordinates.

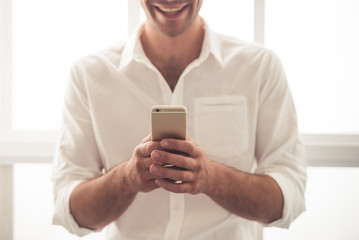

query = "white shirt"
[{"left": 51, "top": 22, "right": 306, "bottom": 240}]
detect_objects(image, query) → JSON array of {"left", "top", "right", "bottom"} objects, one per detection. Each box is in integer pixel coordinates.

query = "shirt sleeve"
[
  {"left": 254, "top": 50, "right": 307, "bottom": 228},
  {"left": 51, "top": 61, "right": 104, "bottom": 236}
]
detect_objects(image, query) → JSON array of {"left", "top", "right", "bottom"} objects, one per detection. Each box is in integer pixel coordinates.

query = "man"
[{"left": 52, "top": 0, "right": 307, "bottom": 239}]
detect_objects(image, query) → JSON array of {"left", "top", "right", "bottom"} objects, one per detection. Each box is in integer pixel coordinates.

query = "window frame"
[
  {"left": 0, "top": 0, "right": 14, "bottom": 238},
  {"left": 1, "top": 0, "right": 359, "bottom": 239}
]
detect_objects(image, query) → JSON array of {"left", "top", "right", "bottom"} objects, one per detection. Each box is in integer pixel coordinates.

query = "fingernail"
[
  {"left": 161, "top": 140, "right": 169, "bottom": 147},
  {"left": 155, "top": 179, "right": 162, "bottom": 186},
  {"left": 153, "top": 151, "right": 160, "bottom": 159},
  {"left": 151, "top": 165, "right": 158, "bottom": 173}
]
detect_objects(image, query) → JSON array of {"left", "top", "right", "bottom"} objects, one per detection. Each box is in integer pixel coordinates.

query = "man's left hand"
[{"left": 149, "top": 138, "right": 214, "bottom": 194}]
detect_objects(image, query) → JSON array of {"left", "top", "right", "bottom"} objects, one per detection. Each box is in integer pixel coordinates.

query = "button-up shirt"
[{"left": 52, "top": 22, "right": 306, "bottom": 240}]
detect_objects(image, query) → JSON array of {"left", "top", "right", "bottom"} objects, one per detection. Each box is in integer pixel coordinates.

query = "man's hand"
[
  {"left": 149, "top": 138, "right": 214, "bottom": 194},
  {"left": 69, "top": 134, "right": 165, "bottom": 230},
  {"left": 125, "top": 135, "right": 164, "bottom": 193},
  {"left": 148, "top": 137, "right": 284, "bottom": 224}
]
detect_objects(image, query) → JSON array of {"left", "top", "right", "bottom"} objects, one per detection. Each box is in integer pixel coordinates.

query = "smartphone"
[{"left": 151, "top": 105, "right": 187, "bottom": 141}]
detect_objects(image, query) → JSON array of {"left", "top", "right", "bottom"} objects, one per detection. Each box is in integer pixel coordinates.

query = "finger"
[
  {"left": 136, "top": 141, "right": 162, "bottom": 157},
  {"left": 138, "top": 164, "right": 165, "bottom": 182},
  {"left": 141, "top": 179, "right": 160, "bottom": 193},
  {"left": 142, "top": 157, "right": 155, "bottom": 169},
  {"left": 160, "top": 139, "right": 198, "bottom": 157},
  {"left": 143, "top": 170, "right": 161, "bottom": 180},
  {"left": 151, "top": 150, "right": 196, "bottom": 170},
  {"left": 155, "top": 179, "right": 194, "bottom": 194},
  {"left": 141, "top": 134, "right": 152, "bottom": 143},
  {"left": 186, "top": 136, "right": 199, "bottom": 146},
  {"left": 150, "top": 164, "right": 193, "bottom": 182},
  {"left": 143, "top": 156, "right": 167, "bottom": 169}
]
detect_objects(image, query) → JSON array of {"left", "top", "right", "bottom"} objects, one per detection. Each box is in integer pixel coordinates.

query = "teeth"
[{"left": 158, "top": 6, "right": 184, "bottom": 13}]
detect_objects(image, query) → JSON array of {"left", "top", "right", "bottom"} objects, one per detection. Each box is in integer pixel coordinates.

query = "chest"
[{"left": 157, "top": 61, "right": 185, "bottom": 92}]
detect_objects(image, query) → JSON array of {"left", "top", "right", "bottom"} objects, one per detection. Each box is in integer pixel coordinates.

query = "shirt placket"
[
  {"left": 163, "top": 75, "right": 185, "bottom": 240},
  {"left": 163, "top": 193, "right": 185, "bottom": 240}
]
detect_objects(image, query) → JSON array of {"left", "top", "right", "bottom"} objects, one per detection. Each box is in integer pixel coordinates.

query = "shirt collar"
[
  {"left": 118, "top": 25, "right": 147, "bottom": 70},
  {"left": 119, "top": 19, "right": 224, "bottom": 71},
  {"left": 197, "top": 19, "right": 224, "bottom": 68}
]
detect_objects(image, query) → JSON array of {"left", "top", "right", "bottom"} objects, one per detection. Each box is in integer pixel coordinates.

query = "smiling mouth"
[{"left": 154, "top": 4, "right": 188, "bottom": 15}]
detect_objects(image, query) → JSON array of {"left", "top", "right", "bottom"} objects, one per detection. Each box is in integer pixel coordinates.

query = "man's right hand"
[
  {"left": 69, "top": 134, "right": 163, "bottom": 230},
  {"left": 124, "top": 134, "right": 163, "bottom": 193}
]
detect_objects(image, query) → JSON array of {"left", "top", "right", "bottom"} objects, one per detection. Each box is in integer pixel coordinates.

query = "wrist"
[
  {"left": 113, "top": 161, "right": 139, "bottom": 196},
  {"left": 203, "top": 160, "right": 220, "bottom": 196}
]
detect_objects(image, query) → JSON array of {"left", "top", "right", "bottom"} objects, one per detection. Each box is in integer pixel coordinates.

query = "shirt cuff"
[
  {"left": 260, "top": 171, "right": 306, "bottom": 229},
  {"left": 52, "top": 180, "right": 102, "bottom": 236}
]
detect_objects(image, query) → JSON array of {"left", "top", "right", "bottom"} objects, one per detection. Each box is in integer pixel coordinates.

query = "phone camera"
[{"left": 156, "top": 109, "right": 160, "bottom": 112}]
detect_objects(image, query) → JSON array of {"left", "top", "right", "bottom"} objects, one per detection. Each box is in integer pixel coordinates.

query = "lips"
[{"left": 153, "top": 4, "right": 188, "bottom": 16}]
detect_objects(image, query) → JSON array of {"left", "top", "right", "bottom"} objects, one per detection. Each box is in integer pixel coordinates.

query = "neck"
[{"left": 141, "top": 17, "right": 205, "bottom": 91}]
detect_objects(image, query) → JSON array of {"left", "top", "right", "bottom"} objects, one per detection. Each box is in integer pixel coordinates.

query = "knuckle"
[
  {"left": 188, "top": 144, "right": 195, "bottom": 154},
  {"left": 135, "top": 160, "right": 141, "bottom": 169},
  {"left": 145, "top": 143, "right": 153, "bottom": 156},
  {"left": 162, "top": 167, "right": 169, "bottom": 177},
  {"left": 193, "top": 162, "right": 200, "bottom": 172},
  {"left": 163, "top": 152, "right": 170, "bottom": 163},
  {"left": 145, "top": 142, "right": 157, "bottom": 156},
  {"left": 182, "top": 171, "right": 190, "bottom": 181},
  {"left": 184, "top": 157, "right": 191, "bottom": 169},
  {"left": 167, "top": 139, "right": 176, "bottom": 148},
  {"left": 185, "top": 142, "right": 196, "bottom": 156},
  {"left": 132, "top": 157, "right": 142, "bottom": 170},
  {"left": 134, "top": 145, "right": 142, "bottom": 156},
  {"left": 178, "top": 171, "right": 185, "bottom": 181}
]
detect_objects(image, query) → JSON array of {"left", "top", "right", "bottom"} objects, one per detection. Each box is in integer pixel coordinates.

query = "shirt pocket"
[{"left": 194, "top": 96, "right": 249, "bottom": 162}]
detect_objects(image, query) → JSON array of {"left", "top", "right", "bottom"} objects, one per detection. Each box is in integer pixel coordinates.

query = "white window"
[
  {"left": 12, "top": 0, "right": 128, "bottom": 130},
  {"left": 265, "top": 0, "right": 359, "bottom": 134},
  {"left": 200, "top": 0, "right": 254, "bottom": 41}
]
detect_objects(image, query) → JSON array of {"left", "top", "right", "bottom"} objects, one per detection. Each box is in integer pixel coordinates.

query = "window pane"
[
  {"left": 264, "top": 167, "right": 359, "bottom": 239},
  {"left": 265, "top": 0, "right": 359, "bottom": 133},
  {"left": 12, "top": 0, "right": 128, "bottom": 130},
  {"left": 14, "top": 164, "right": 106, "bottom": 239},
  {"left": 200, "top": 0, "right": 254, "bottom": 41}
]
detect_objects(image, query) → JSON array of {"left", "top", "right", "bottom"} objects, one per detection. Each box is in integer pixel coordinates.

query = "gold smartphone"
[{"left": 151, "top": 105, "right": 187, "bottom": 141}]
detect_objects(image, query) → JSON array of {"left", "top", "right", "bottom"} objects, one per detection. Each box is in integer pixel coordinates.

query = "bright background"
[
  {"left": 265, "top": 0, "right": 359, "bottom": 134},
  {"left": 11, "top": 0, "right": 359, "bottom": 133},
  {"left": 1, "top": 0, "right": 358, "bottom": 239}
]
